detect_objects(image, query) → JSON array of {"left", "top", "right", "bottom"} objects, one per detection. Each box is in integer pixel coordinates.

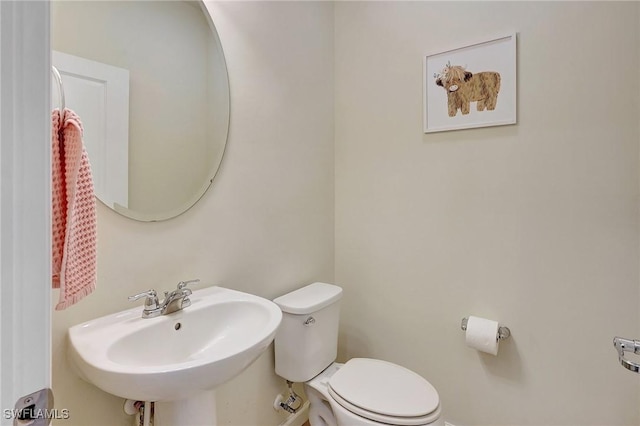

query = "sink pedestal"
[{"left": 154, "top": 390, "right": 217, "bottom": 426}]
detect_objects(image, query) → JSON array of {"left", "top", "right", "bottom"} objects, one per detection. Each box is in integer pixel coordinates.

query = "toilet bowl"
[
  {"left": 306, "top": 359, "right": 443, "bottom": 426},
  {"left": 273, "top": 283, "right": 443, "bottom": 426}
]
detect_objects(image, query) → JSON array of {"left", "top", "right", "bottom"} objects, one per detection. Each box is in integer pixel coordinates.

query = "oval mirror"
[{"left": 51, "top": 0, "right": 229, "bottom": 221}]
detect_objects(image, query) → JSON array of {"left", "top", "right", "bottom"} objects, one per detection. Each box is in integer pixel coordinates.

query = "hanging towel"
[{"left": 52, "top": 108, "right": 97, "bottom": 310}]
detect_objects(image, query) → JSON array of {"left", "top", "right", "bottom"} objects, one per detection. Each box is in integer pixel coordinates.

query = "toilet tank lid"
[{"left": 273, "top": 282, "right": 343, "bottom": 314}]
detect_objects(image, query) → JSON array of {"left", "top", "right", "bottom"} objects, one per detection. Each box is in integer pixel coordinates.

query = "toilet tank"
[{"left": 273, "top": 282, "right": 343, "bottom": 383}]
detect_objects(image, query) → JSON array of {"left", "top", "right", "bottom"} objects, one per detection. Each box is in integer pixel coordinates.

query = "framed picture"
[{"left": 423, "top": 33, "right": 517, "bottom": 133}]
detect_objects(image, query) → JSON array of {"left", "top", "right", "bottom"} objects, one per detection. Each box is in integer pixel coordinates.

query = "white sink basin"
[{"left": 68, "top": 286, "right": 282, "bottom": 402}]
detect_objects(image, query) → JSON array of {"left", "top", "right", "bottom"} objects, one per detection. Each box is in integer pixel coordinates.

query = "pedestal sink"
[{"left": 68, "top": 286, "right": 282, "bottom": 425}]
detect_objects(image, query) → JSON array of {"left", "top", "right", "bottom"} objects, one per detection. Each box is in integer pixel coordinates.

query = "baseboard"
[
  {"left": 278, "top": 403, "right": 451, "bottom": 426},
  {"left": 278, "top": 401, "right": 310, "bottom": 426}
]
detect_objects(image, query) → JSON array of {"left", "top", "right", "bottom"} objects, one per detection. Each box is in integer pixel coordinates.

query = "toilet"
[{"left": 273, "top": 282, "right": 444, "bottom": 426}]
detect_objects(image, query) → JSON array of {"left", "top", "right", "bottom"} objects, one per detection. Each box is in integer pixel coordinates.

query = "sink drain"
[{"left": 174, "top": 323, "right": 182, "bottom": 331}]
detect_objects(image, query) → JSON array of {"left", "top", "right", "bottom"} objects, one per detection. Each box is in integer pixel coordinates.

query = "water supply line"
[
  {"left": 274, "top": 381, "right": 303, "bottom": 414},
  {"left": 124, "top": 400, "right": 154, "bottom": 426},
  {"left": 142, "top": 402, "right": 153, "bottom": 426}
]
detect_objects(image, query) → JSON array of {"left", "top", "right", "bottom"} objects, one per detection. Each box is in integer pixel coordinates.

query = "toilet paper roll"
[{"left": 465, "top": 316, "right": 499, "bottom": 355}]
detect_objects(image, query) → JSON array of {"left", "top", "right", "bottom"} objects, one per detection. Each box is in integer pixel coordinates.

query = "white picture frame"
[{"left": 423, "top": 33, "right": 517, "bottom": 133}]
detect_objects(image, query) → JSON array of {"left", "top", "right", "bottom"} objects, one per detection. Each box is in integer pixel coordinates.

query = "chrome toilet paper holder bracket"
[
  {"left": 612, "top": 336, "right": 640, "bottom": 373},
  {"left": 461, "top": 317, "right": 511, "bottom": 340}
]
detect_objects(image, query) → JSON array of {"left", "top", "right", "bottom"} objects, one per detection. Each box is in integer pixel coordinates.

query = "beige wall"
[
  {"left": 334, "top": 2, "right": 640, "bottom": 425},
  {"left": 51, "top": 1, "right": 334, "bottom": 425},
  {"left": 52, "top": 2, "right": 640, "bottom": 426}
]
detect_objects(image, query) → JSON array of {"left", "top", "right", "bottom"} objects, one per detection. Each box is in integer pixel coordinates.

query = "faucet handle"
[
  {"left": 177, "top": 279, "right": 200, "bottom": 290},
  {"left": 128, "top": 289, "right": 159, "bottom": 309}
]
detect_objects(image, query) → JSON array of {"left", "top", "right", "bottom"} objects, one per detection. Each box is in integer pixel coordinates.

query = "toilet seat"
[{"left": 327, "top": 358, "right": 441, "bottom": 426}]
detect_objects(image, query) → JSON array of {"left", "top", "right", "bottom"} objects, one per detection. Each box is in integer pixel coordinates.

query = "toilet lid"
[{"left": 328, "top": 358, "right": 440, "bottom": 421}]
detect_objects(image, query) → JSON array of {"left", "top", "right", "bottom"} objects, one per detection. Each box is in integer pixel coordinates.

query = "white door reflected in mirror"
[{"left": 53, "top": 51, "right": 130, "bottom": 211}]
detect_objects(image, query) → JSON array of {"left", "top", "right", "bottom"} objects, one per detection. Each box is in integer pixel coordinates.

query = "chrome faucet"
[{"left": 128, "top": 279, "right": 200, "bottom": 318}]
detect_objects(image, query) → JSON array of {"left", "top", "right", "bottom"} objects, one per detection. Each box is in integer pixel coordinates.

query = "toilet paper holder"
[{"left": 461, "top": 317, "right": 511, "bottom": 340}]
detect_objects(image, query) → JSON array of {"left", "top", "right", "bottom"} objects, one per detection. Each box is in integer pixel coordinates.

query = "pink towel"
[{"left": 52, "top": 108, "right": 97, "bottom": 310}]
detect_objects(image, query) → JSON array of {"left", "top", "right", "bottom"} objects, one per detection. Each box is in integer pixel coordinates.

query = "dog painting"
[{"left": 434, "top": 63, "right": 501, "bottom": 117}]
